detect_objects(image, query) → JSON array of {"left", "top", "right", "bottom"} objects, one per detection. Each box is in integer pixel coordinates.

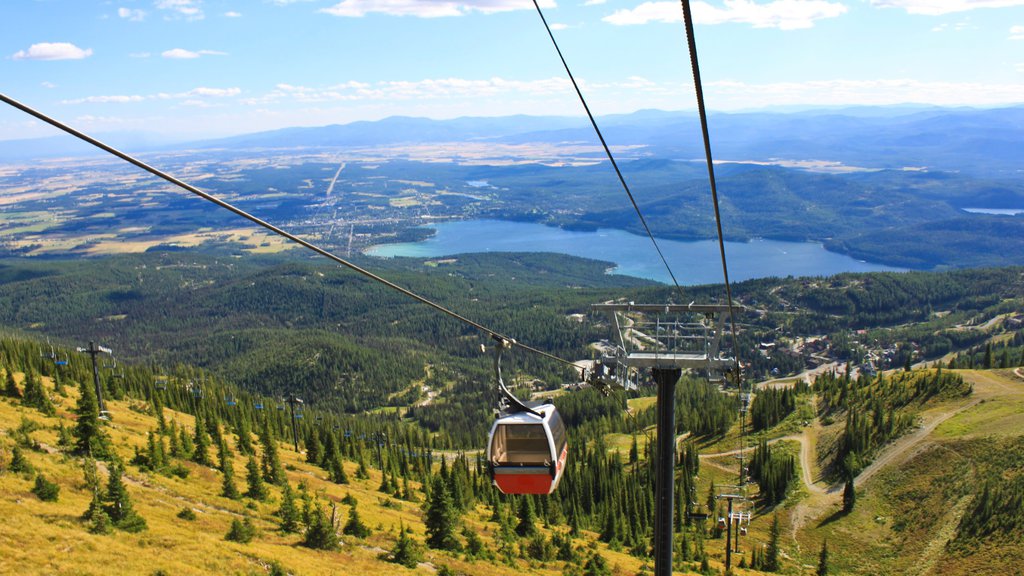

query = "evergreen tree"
[
  {"left": 817, "top": 539, "right": 829, "bottom": 576},
  {"left": 235, "top": 419, "right": 254, "bottom": 456},
  {"left": 302, "top": 502, "right": 340, "bottom": 550},
  {"left": 73, "top": 379, "right": 108, "bottom": 458},
  {"left": 765, "top": 513, "right": 781, "bottom": 572},
  {"left": 10, "top": 444, "right": 33, "bottom": 474},
  {"left": 278, "top": 482, "right": 300, "bottom": 533},
  {"left": 328, "top": 449, "right": 349, "bottom": 484},
  {"left": 425, "top": 475, "right": 462, "bottom": 551},
  {"left": 216, "top": 432, "right": 233, "bottom": 473},
  {"left": 32, "top": 474, "right": 60, "bottom": 501},
  {"left": 225, "top": 517, "right": 257, "bottom": 544},
  {"left": 246, "top": 456, "right": 268, "bottom": 501},
  {"left": 842, "top": 475, "right": 856, "bottom": 513},
  {"left": 191, "top": 416, "right": 211, "bottom": 467},
  {"left": 305, "top": 430, "right": 323, "bottom": 465},
  {"left": 221, "top": 453, "right": 240, "bottom": 500},
  {"left": 3, "top": 368, "right": 20, "bottom": 398},
  {"left": 104, "top": 463, "right": 147, "bottom": 532},
  {"left": 342, "top": 505, "right": 371, "bottom": 538},
  {"left": 22, "top": 372, "right": 55, "bottom": 416},
  {"left": 179, "top": 424, "right": 194, "bottom": 459},
  {"left": 390, "top": 523, "right": 424, "bottom": 568},
  {"left": 83, "top": 490, "right": 112, "bottom": 535},
  {"left": 516, "top": 495, "right": 538, "bottom": 537},
  {"left": 583, "top": 552, "right": 612, "bottom": 576},
  {"left": 260, "top": 420, "right": 285, "bottom": 485}
]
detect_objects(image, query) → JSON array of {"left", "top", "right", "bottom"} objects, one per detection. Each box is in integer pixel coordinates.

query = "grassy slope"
[
  {"left": 0, "top": 371, "right": 658, "bottom": 576},
  {"left": 785, "top": 369, "right": 1024, "bottom": 575}
]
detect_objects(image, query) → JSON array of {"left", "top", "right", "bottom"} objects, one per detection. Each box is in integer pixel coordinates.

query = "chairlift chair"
[
  {"left": 253, "top": 402, "right": 264, "bottom": 410},
  {"left": 225, "top": 394, "right": 237, "bottom": 407}
]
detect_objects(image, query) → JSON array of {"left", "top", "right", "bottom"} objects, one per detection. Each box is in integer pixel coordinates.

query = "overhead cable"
[
  {"left": 0, "top": 93, "right": 579, "bottom": 372},
  {"left": 676, "top": 1, "right": 742, "bottom": 382},
  {"left": 531, "top": 0, "right": 687, "bottom": 302}
]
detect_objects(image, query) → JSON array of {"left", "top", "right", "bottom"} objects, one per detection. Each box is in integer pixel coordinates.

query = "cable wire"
[
  {"left": 531, "top": 0, "right": 687, "bottom": 302},
  {"left": 677, "top": 0, "right": 746, "bottom": 483},
  {"left": 0, "top": 92, "right": 579, "bottom": 373}
]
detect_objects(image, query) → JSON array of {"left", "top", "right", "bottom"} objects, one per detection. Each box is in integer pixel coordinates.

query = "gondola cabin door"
[{"left": 487, "top": 404, "right": 567, "bottom": 495}]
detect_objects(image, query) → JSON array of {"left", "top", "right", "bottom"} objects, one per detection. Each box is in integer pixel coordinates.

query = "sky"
[{"left": 1, "top": 0, "right": 1023, "bottom": 141}]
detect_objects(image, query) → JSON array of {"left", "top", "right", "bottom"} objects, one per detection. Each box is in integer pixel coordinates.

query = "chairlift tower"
[
  {"left": 590, "top": 303, "right": 735, "bottom": 576},
  {"left": 76, "top": 341, "right": 113, "bottom": 418},
  {"left": 285, "top": 395, "right": 304, "bottom": 452}
]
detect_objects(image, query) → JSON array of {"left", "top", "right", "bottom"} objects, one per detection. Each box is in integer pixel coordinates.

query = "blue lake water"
[{"left": 366, "top": 220, "right": 904, "bottom": 285}]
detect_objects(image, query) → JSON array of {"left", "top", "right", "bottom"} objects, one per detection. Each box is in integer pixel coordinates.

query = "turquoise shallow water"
[{"left": 366, "top": 220, "right": 904, "bottom": 285}]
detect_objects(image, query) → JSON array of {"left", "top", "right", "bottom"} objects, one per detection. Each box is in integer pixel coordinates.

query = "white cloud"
[
  {"left": 64, "top": 95, "right": 148, "bottom": 104},
  {"left": 62, "top": 86, "right": 240, "bottom": 105},
  {"left": 604, "top": 0, "right": 847, "bottom": 30},
  {"left": 41, "top": 81, "right": 58, "bottom": 89},
  {"left": 869, "top": 0, "right": 1024, "bottom": 15},
  {"left": 242, "top": 77, "right": 576, "bottom": 105},
  {"left": 11, "top": 42, "right": 93, "bottom": 61},
  {"left": 551, "top": 22, "right": 570, "bottom": 29},
  {"left": 1011, "top": 24, "right": 1024, "bottom": 39},
  {"left": 155, "top": 0, "right": 204, "bottom": 20},
  {"left": 224, "top": 10, "right": 242, "bottom": 17},
  {"left": 584, "top": 0, "right": 607, "bottom": 5},
  {"left": 320, "top": 0, "right": 555, "bottom": 18},
  {"left": 130, "top": 52, "right": 152, "bottom": 58},
  {"left": 161, "top": 48, "right": 227, "bottom": 58},
  {"left": 118, "top": 7, "right": 146, "bottom": 21}
]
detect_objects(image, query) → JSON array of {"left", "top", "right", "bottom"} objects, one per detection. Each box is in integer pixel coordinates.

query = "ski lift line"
[
  {"left": 530, "top": 0, "right": 687, "bottom": 303},
  {"left": 0, "top": 93, "right": 576, "bottom": 373},
  {"left": 676, "top": 1, "right": 742, "bottom": 384}
]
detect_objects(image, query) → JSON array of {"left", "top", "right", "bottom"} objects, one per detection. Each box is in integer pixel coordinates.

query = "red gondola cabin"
[{"left": 486, "top": 404, "right": 568, "bottom": 495}]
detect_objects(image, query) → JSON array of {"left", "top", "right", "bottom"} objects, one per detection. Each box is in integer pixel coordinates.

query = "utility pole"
[
  {"left": 286, "top": 395, "right": 303, "bottom": 452},
  {"left": 77, "top": 341, "right": 112, "bottom": 417}
]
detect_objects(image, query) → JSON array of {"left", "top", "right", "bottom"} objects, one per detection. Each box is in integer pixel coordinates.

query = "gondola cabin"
[{"left": 487, "top": 404, "right": 567, "bottom": 495}]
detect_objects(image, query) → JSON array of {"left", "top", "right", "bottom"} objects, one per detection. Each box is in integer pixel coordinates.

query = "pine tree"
[
  {"left": 278, "top": 482, "right": 300, "bottom": 533},
  {"left": 104, "top": 463, "right": 147, "bottom": 532},
  {"left": 765, "top": 513, "right": 781, "bottom": 572},
  {"left": 73, "top": 379, "right": 108, "bottom": 458},
  {"left": 343, "top": 505, "right": 371, "bottom": 538},
  {"left": 22, "top": 372, "right": 55, "bottom": 416},
  {"left": 10, "top": 444, "right": 33, "bottom": 474},
  {"left": 302, "top": 502, "right": 340, "bottom": 551},
  {"left": 222, "top": 453, "right": 240, "bottom": 500},
  {"left": 235, "top": 419, "right": 254, "bottom": 456},
  {"left": 83, "top": 490, "right": 113, "bottom": 535},
  {"left": 843, "top": 475, "right": 856, "bottom": 513},
  {"left": 225, "top": 517, "right": 257, "bottom": 544},
  {"left": 390, "top": 523, "right": 424, "bottom": 568},
  {"left": 216, "top": 431, "right": 233, "bottom": 473},
  {"left": 583, "top": 552, "right": 612, "bottom": 576},
  {"left": 32, "top": 474, "right": 60, "bottom": 501},
  {"left": 817, "top": 539, "right": 829, "bottom": 576},
  {"left": 191, "top": 416, "right": 211, "bottom": 467},
  {"left": 306, "top": 430, "right": 323, "bottom": 465},
  {"left": 246, "top": 456, "right": 268, "bottom": 501},
  {"left": 3, "top": 368, "right": 20, "bottom": 398},
  {"left": 425, "top": 475, "right": 462, "bottom": 551},
  {"left": 516, "top": 495, "right": 538, "bottom": 537},
  {"left": 260, "top": 420, "right": 285, "bottom": 485},
  {"left": 328, "top": 449, "right": 349, "bottom": 484}
]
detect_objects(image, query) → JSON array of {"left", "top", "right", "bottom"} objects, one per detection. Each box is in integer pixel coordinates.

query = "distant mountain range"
[{"left": 4, "top": 105, "right": 1023, "bottom": 177}]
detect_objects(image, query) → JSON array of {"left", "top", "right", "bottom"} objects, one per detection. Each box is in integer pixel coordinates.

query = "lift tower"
[{"left": 591, "top": 303, "right": 735, "bottom": 576}]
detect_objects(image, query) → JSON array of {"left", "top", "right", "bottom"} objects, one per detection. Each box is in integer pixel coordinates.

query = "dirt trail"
[{"left": 790, "top": 370, "right": 1021, "bottom": 541}]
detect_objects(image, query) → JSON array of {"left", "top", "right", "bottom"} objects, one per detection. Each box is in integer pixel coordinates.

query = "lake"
[{"left": 366, "top": 220, "right": 904, "bottom": 285}]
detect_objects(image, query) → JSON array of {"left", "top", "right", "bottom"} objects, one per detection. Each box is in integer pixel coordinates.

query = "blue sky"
[{"left": 2, "top": 0, "right": 1023, "bottom": 141}]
